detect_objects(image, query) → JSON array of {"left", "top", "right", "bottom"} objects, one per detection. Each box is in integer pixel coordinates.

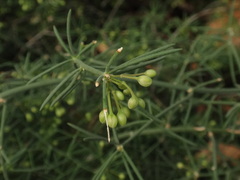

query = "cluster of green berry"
[{"left": 98, "top": 69, "right": 156, "bottom": 128}]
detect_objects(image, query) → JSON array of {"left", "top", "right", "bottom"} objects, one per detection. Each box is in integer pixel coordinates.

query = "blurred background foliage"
[
  {"left": 0, "top": 0, "right": 221, "bottom": 65},
  {"left": 1, "top": 0, "right": 240, "bottom": 179}
]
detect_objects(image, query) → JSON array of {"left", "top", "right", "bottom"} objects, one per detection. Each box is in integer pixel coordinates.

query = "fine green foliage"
[{"left": 1, "top": 1, "right": 240, "bottom": 180}]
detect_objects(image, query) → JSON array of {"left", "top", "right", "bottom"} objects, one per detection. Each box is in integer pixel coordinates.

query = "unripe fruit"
[
  {"left": 85, "top": 112, "right": 92, "bottom": 121},
  {"left": 107, "top": 113, "right": 118, "bottom": 128},
  {"left": 99, "top": 110, "right": 106, "bottom": 124},
  {"left": 117, "top": 112, "right": 127, "bottom": 126},
  {"left": 137, "top": 75, "right": 152, "bottom": 87},
  {"left": 121, "top": 107, "right": 130, "bottom": 118},
  {"left": 66, "top": 96, "right": 75, "bottom": 105},
  {"left": 98, "top": 141, "right": 105, "bottom": 148},
  {"left": 30, "top": 107, "right": 37, "bottom": 113},
  {"left": 176, "top": 162, "right": 184, "bottom": 169},
  {"left": 123, "top": 89, "right": 130, "bottom": 95},
  {"left": 136, "top": 91, "right": 143, "bottom": 97},
  {"left": 115, "top": 90, "right": 125, "bottom": 101},
  {"left": 138, "top": 98, "right": 145, "bottom": 108},
  {"left": 118, "top": 173, "right": 126, "bottom": 180},
  {"left": 118, "top": 83, "right": 126, "bottom": 90},
  {"left": 145, "top": 69, "right": 157, "bottom": 77},
  {"left": 25, "top": 112, "right": 33, "bottom": 122},
  {"left": 55, "top": 107, "right": 66, "bottom": 117},
  {"left": 128, "top": 96, "right": 138, "bottom": 109}
]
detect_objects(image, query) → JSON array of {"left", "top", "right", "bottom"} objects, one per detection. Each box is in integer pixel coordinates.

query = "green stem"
[
  {"left": 209, "top": 132, "right": 219, "bottom": 180},
  {"left": 194, "top": 78, "right": 222, "bottom": 89},
  {"left": 102, "top": 79, "right": 111, "bottom": 142},
  {"left": 118, "top": 125, "right": 240, "bottom": 140},
  {"left": 123, "top": 120, "right": 153, "bottom": 145},
  {"left": 67, "top": 9, "right": 74, "bottom": 55},
  {"left": 108, "top": 77, "right": 125, "bottom": 86},
  {"left": 92, "top": 150, "right": 118, "bottom": 180},
  {"left": 0, "top": 104, "right": 9, "bottom": 180},
  {"left": 195, "top": 99, "right": 237, "bottom": 105},
  {"left": 121, "top": 153, "right": 134, "bottom": 180},
  {"left": 105, "top": 50, "right": 119, "bottom": 72},
  {"left": 108, "top": 77, "right": 137, "bottom": 97},
  {"left": 113, "top": 74, "right": 138, "bottom": 80},
  {"left": 111, "top": 91, "right": 121, "bottom": 111},
  {"left": 102, "top": 79, "right": 108, "bottom": 110},
  {"left": 107, "top": 89, "right": 113, "bottom": 114},
  {"left": 72, "top": 57, "right": 103, "bottom": 76},
  {"left": 0, "top": 79, "right": 61, "bottom": 99},
  {"left": 153, "top": 80, "right": 240, "bottom": 94},
  {"left": 76, "top": 41, "right": 97, "bottom": 58},
  {"left": 121, "top": 81, "right": 136, "bottom": 97},
  {"left": 112, "top": 128, "right": 120, "bottom": 144},
  {"left": 122, "top": 150, "right": 144, "bottom": 180}
]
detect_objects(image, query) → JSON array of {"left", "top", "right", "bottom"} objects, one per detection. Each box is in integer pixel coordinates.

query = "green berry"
[
  {"left": 115, "top": 90, "right": 125, "bottom": 101},
  {"left": 30, "top": 107, "right": 37, "bottom": 113},
  {"left": 100, "top": 174, "right": 107, "bottom": 180},
  {"left": 85, "top": 112, "right": 92, "bottom": 121},
  {"left": 136, "top": 91, "right": 143, "bottom": 97},
  {"left": 145, "top": 69, "right": 157, "bottom": 77},
  {"left": 138, "top": 98, "right": 145, "bottom": 108},
  {"left": 177, "top": 162, "right": 184, "bottom": 169},
  {"left": 128, "top": 96, "right": 138, "bottom": 109},
  {"left": 25, "top": 112, "right": 33, "bottom": 122},
  {"left": 107, "top": 113, "right": 118, "bottom": 128},
  {"left": 118, "top": 83, "right": 126, "bottom": 90},
  {"left": 121, "top": 107, "right": 130, "bottom": 118},
  {"left": 117, "top": 112, "right": 127, "bottom": 126},
  {"left": 99, "top": 110, "right": 106, "bottom": 124},
  {"left": 137, "top": 75, "right": 152, "bottom": 87},
  {"left": 55, "top": 107, "right": 66, "bottom": 117},
  {"left": 118, "top": 173, "right": 126, "bottom": 180},
  {"left": 99, "top": 141, "right": 105, "bottom": 148},
  {"left": 66, "top": 96, "right": 75, "bottom": 105},
  {"left": 123, "top": 89, "right": 130, "bottom": 95}
]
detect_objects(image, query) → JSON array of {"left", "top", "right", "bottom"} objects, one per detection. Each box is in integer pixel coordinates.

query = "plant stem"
[
  {"left": 0, "top": 79, "right": 61, "bottom": 99},
  {"left": 112, "top": 91, "right": 121, "bottom": 111},
  {"left": 118, "top": 126, "right": 239, "bottom": 140},
  {"left": 0, "top": 104, "right": 9, "bottom": 180},
  {"left": 105, "top": 50, "right": 119, "bottom": 72},
  {"left": 102, "top": 80, "right": 111, "bottom": 142},
  {"left": 72, "top": 57, "right": 103, "bottom": 76},
  {"left": 153, "top": 80, "right": 240, "bottom": 94},
  {"left": 107, "top": 89, "right": 113, "bottom": 114}
]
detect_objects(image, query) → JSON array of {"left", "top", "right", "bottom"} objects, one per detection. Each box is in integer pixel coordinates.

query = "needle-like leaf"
[
  {"left": 40, "top": 68, "right": 79, "bottom": 110},
  {"left": 109, "top": 45, "right": 180, "bottom": 73},
  {"left": 27, "top": 60, "right": 71, "bottom": 84},
  {"left": 67, "top": 9, "right": 74, "bottom": 55},
  {"left": 53, "top": 26, "right": 70, "bottom": 54}
]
